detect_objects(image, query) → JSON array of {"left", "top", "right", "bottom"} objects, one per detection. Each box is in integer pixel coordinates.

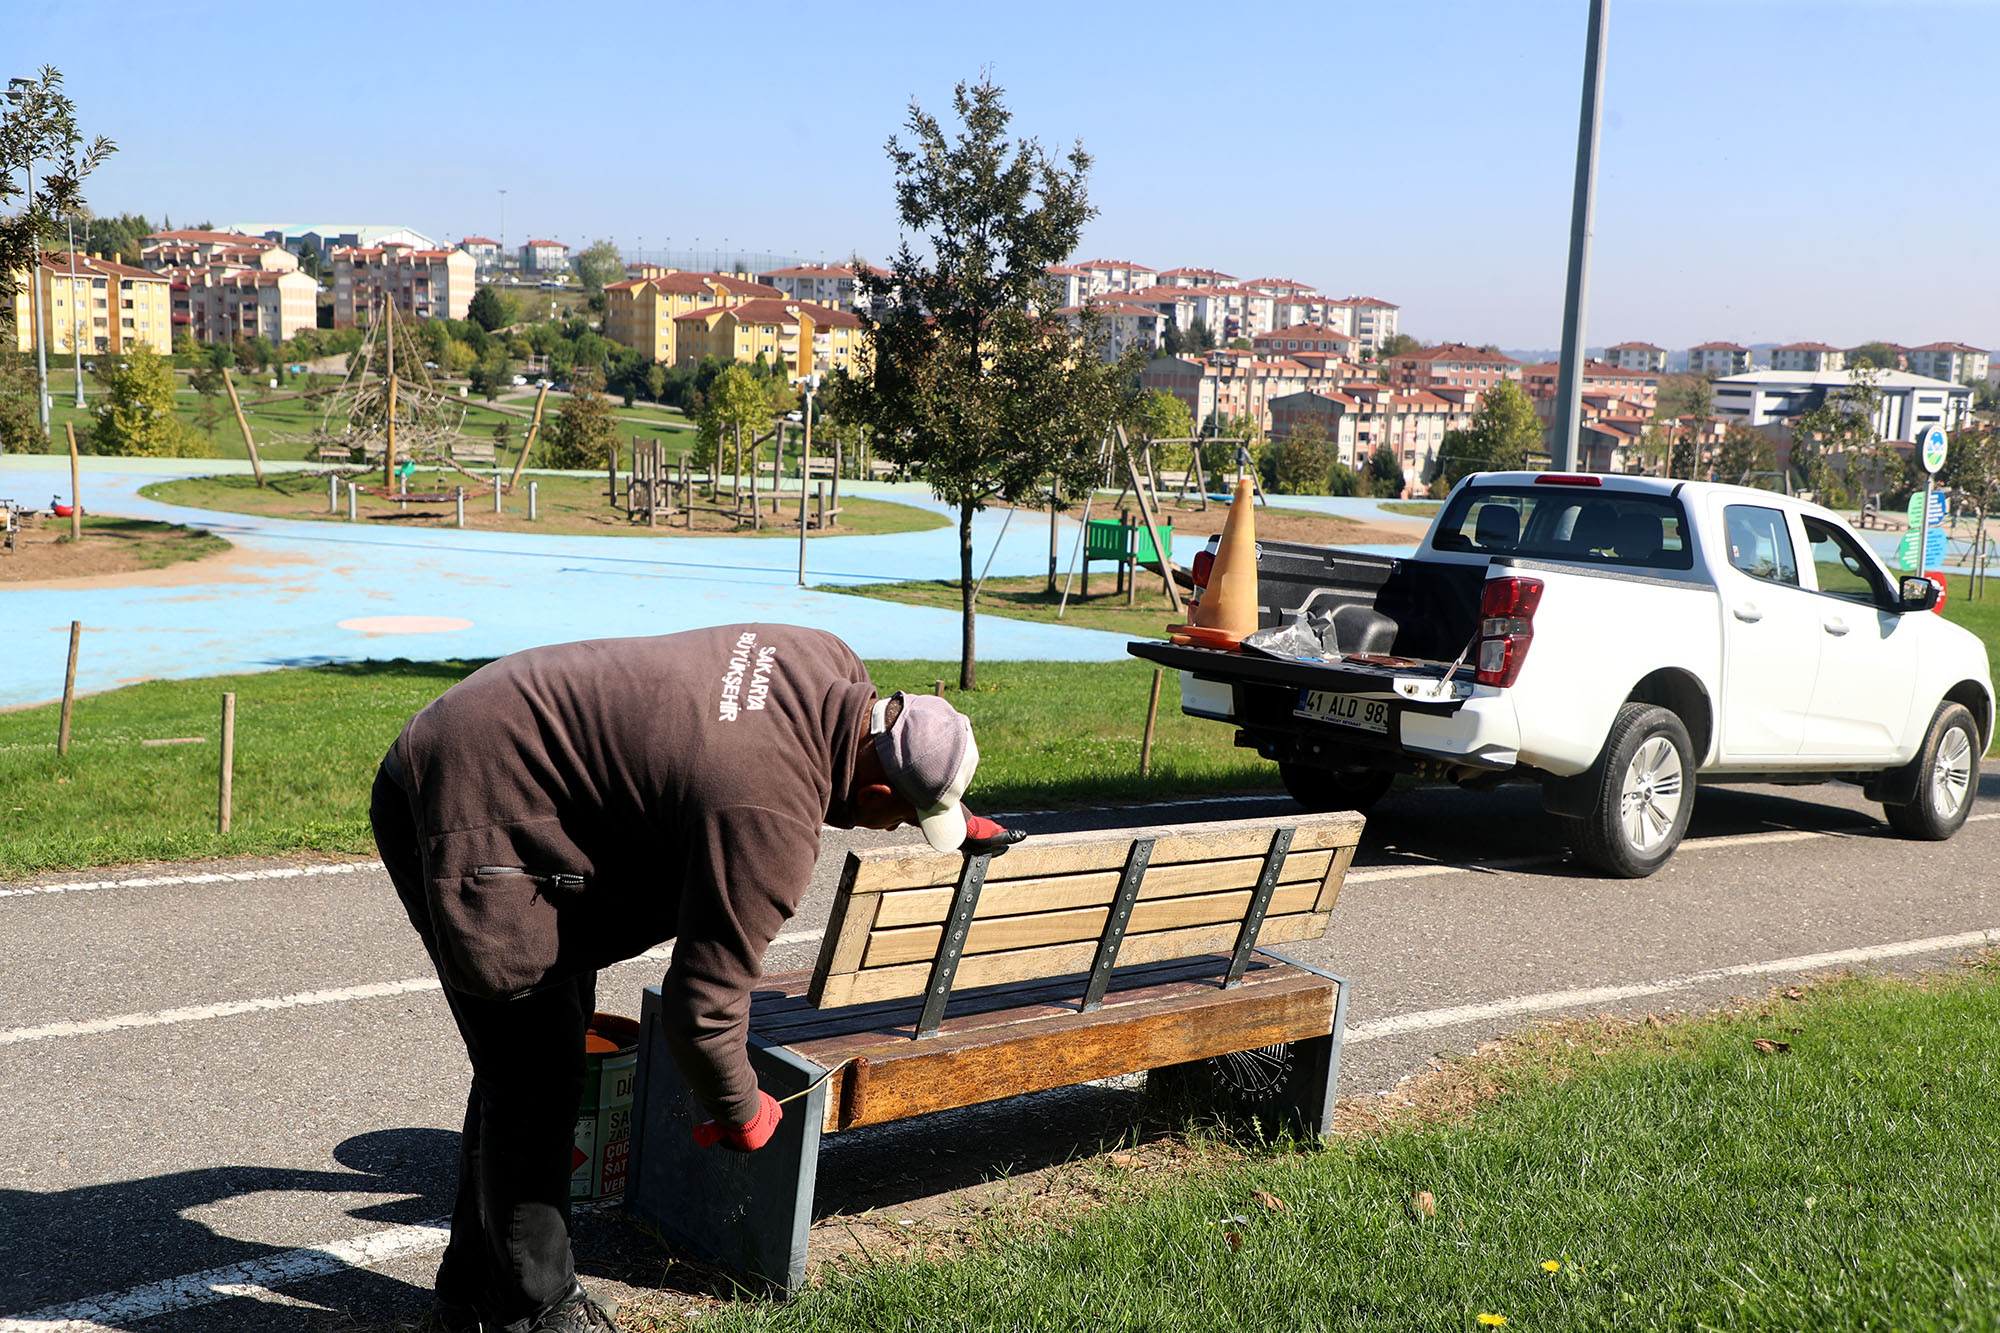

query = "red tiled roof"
[
  {"left": 1607, "top": 341, "right": 1664, "bottom": 351},
  {"left": 1076, "top": 258, "right": 1155, "bottom": 272},
  {"left": 460, "top": 236, "right": 500, "bottom": 246},
  {"left": 143, "top": 229, "right": 269, "bottom": 246},
  {"left": 523, "top": 239, "right": 568, "bottom": 248},
  {"left": 36, "top": 250, "right": 166, "bottom": 282},
  {"left": 1045, "top": 264, "right": 1089, "bottom": 276},
  {"left": 1246, "top": 278, "right": 1314, "bottom": 291},
  {"left": 1775, "top": 341, "right": 1842, "bottom": 352},
  {"left": 1330, "top": 295, "right": 1397, "bottom": 308},
  {"left": 1157, "top": 267, "right": 1236, "bottom": 280},
  {"left": 1690, "top": 341, "right": 1746, "bottom": 351},
  {"left": 1401, "top": 342, "right": 1519, "bottom": 365},
  {"left": 1256, "top": 324, "right": 1354, "bottom": 342},
  {"left": 1912, "top": 340, "right": 1987, "bottom": 354}
]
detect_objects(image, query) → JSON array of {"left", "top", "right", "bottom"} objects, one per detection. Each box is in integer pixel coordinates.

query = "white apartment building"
[
  {"left": 1154, "top": 267, "right": 1234, "bottom": 289},
  {"left": 141, "top": 230, "right": 298, "bottom": 273},
  {"left": 758, "top": 263, "right": 871, "bottom": 312},
  {"left": 520, "top": 239, "right": 570, "bottom": 273},
  {"left": 1710, "top": 368, "right": 1974, "bottom": 440},
  {"left": 1907, "top": 341, "right": 1990, "bottom": 386},
  {"left": 168, "top": 267, "right": 319, "bottom": 346},
  {"left": 1075, "top": 258, "right": 1154, "bottom": 296},
  {"left": 1605, "top": 341, "right": 1667, "bottom": 373},
  {"left": 1770, "top": 342, "right": 1845, "bottom": 373},
  {"left": 1687, "top": 341, "right": 1751, "bottom": 376},
  {"left": 1328, "top": 296, "right": 1399, "bottom": 356},
  {"left": 332, "top": 243, "right": 477, "bottom": 327},
  {"left": 1061, "top": 299, "right": 1166, "bottom": 362},
  {"left": 460, "top": 237, "right": 502, "bottom": 272}
]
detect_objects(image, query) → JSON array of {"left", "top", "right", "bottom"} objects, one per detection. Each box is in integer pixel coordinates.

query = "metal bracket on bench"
[
  {"left": 1224, "top": 826, "right": 1295, "bottom": 988},
  {"left": 916, "top": 852, "right": 992, "bottom": 1039},
  {"left": 1081, "top": 837, "right": 1154, "bottom": 1013}
]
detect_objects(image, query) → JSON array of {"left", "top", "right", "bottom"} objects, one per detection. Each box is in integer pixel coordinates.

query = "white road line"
[
  {"left": 0, "top": 1218, "right": 453, "bottom": 1332},
  {"left": 0, "top": 861, "right": 386, "bottom": 900},
  {"left": 1344, "top": 926, "right": 2000, "bottom": 1045},
  {"left": 0, "top": 929, "right": 828, "bottom": 1047}
]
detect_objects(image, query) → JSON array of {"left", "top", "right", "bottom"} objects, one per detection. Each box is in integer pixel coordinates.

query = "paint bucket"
[{"left": 572, "top": 1012, "right": 641, "bottom": 1201}]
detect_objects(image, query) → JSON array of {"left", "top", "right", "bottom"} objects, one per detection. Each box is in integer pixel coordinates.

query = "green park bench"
[
  {"left": 626, "top": 809, "right": 1360, "bottom": 1292},
  {"left": 1080, "top": 514, "right": 1172, "bottom": 598}
]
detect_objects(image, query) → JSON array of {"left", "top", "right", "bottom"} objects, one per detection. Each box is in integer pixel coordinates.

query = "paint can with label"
[{"left": 572, "top": 1012, "right": 642, "bottom": 1200}]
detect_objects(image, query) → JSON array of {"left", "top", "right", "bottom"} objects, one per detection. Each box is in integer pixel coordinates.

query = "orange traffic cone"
[{"left": 1169, "top": 476, "right": 1258, "bottom": 649}]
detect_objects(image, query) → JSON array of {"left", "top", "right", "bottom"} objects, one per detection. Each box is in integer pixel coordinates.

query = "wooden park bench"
[{"left": 626, "top": 809, "right": 1361, "bottom": 1292}]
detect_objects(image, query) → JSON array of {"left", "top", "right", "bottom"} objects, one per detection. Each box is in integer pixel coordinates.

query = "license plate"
[{"left": 1294, "top": 689, "right": 1391, "bottom": 733}]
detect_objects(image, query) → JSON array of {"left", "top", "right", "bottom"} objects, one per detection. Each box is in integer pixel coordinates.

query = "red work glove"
[
  {"left": 693, "top": 1089, "right": 783, "bottom": 1152},
  {"left": 961, "top": 813, "right": 1027, "bottom": 857}
]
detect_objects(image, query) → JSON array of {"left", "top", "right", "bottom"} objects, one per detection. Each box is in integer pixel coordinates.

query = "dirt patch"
[
  {"left": 0, "top": 515, "right": 236, "bottom": 587},
  {"left": 997, "top": 497, "right": 1424, "bottom": 549}
]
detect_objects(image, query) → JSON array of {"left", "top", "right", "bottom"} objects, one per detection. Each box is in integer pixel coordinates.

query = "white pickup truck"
[{"left": 1128, "top": 472, "right": 1993, "bottom": 877}]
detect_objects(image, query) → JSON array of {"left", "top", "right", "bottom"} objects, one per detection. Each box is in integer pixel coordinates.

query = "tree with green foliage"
[
  {"left": 698, "top": 362, "right": 772, "bottom": 482},
  {"left": 1713, "top": 424, "right": 1778, "bottom": 487},
  {"left": 842, "top": 77, "right": 1134, "bottom": 687},
  {"left": 1184, "top": 319, "right": 1217, "bottom": 355},
  {"left": 467, "top": 284, "right": 516, "bottom": 333},
  {"left": 1848, "top": 341, "right": 1903, "bottom": 372},
  {"left": 1790, "top": 366, "right": 1884, "bottom": 504},
  {"left": 573, "top": 239, "right": 623, "bottom": 294},
  {"left": 1131, "top": 387, "right": 1195, "bottom": 471},
  {"left": 1367, "top": 443, "right": 1403, "bottom": 496},
  {"left": 0, "top": 352, "right": 48, "bottom": 453},
  {"left": 295, "top": 241, "right": 322, "bottom": 280},
  {"left": 1378, "top": 332, "right": 1420, "bottom": 359},
  {"left": 1262, "top": 418, "right": 1335, "bottom": 494},
  {"left": 537, "top": 368, "right": 615, "bottom": 470},
  {"left": 1434, "top": 380, "right": 1544, "bottom": 486},
  {"left": 91, "top": 346, "right": 206, "bottom": 457},
  {"left": 1, "top": 68, "right": 114, "bottom": 328}
]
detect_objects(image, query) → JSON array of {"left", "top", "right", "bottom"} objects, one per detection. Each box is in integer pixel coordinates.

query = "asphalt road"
[{"left": 3, "top": 775, "right": 1996, "bottom": 1331}]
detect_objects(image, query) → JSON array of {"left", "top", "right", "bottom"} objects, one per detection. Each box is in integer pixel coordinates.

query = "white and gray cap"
[{"left": 870, "top": 692, "right": 979, "bottom": 853}]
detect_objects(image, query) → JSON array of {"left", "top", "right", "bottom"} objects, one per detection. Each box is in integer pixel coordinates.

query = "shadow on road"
[{"left": 0, "top": 1127, "right": 452, "bottom": 1325}]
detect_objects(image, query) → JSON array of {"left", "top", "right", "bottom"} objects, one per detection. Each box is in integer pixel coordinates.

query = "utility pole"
[
  {"left": 67, "top": 213, "right": 83, "bottom": 407},
  {"left": 1550, "top": 0, "right": 1609, "bottom": 474}
]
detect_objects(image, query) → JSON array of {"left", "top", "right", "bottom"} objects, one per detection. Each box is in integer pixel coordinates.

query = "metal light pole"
[
  {"left": 498, "top": 189, "right": 507, "bottom": 264},
  {"left": 8, "top": 77, "right": 52, "bottom": 436},
  {"left": 67, "top": 212, "right": 83, "bottom": 407},
  {"left": 1550, "top": 0, "right": 1609, "bottom": 474}
]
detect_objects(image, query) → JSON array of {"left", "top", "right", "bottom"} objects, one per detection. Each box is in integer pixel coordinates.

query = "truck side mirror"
[{"left": 1897, "top": 574, "right": 1941, "bottom": 613}]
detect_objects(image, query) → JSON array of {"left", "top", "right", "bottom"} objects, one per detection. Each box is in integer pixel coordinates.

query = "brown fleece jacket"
[{"left": 393, "top": 624, "right": 876, "bottom": 1124}]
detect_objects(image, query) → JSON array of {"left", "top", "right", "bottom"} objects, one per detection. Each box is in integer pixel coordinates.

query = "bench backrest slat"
[{"left": 808, "top": 811, "right": 1361, "bottom": 1010}]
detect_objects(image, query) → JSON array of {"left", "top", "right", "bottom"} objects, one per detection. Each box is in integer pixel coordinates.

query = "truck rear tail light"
[
  {"left": 1475, "top": 576, "right": 1544, "bottom": 687},
  {"left": 1191, "top": 546, "right": 1215, "bottom": 590},
  {"left": 1533, "top": 473, "right": 1603, "bottom": 486}
]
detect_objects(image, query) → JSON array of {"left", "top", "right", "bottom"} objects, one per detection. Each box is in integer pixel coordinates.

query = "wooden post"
[
  {"left": 218, "top": 692, "right": 236, "bottom": 834},
  {"left": 529, "top": 481, "right": 539, "bottom": 521},
  {"left": 1117, "top": 424, "right": 1182, "bottom": 613},
  {"left": 934, "top": 679, "right": 945, "bottom": 696},
  {"left": 221, "top": 369, "right": 265, "bottom": 486},
  {"left": 58, "top": 621, "right": 80, "bottom": 756},
  {"left": 830, "top": 439, "right": 841, "bottom": 527},
  {"left": 1140, "top": 668, "right": 1163, "bottom": 778},
  {"left": 1047, "top": 481, "right": 1060, "bottom": 595},
  {"left": 507, "top": 386, "right": 551, "bottom": 492},
  {"left": 609, "top": 437, "right": 622, "bottom": 510},
  {"left": 65, "top": 423, "right": 82, "bottom": 541}
]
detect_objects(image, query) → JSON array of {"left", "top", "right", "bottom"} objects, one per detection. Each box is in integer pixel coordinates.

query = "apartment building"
[
  {"left": 1245, "top": 277, "right": 1317, "bottom": 298},
  {"left": 1770, "top": 342, "right": 1845, "bottom": 373},
  {"left": 1154, "top": 267, "right": 1235, "bottom": 289},
  {"left": 1386, "top": 343, "right": 1522, "bottom": 397},
  {"left": 140, "top": 230, "right": 298, "bottom": 273},
  {"left": 1605, "top": 341, "right": 1667, "bottom": 373},
  {"left": 520, "top": 239, "right": 570, "bottom": 273},
  {"left": 1906, "top": 341, "right": 1990, "bottom": 386},
  {"left": 1687, "top": 341, "right": 1751, "bottom": 376},
  {"left": 459, "top": 237, "right": 502, "bottom": 272},
  {"left": 1253, "top": 324, "right": 1358, "bottom": 359},
  {"left": 1518, "top": 360, "right": 1659, "bottom": 415},
  {"left": 8, "top": 251, "right": 175, "bottom": 356},
  {"left": 1140, "top": 352, "right": 1364, "bottom": 435},
  {"left": 330, "top": 244, "right": 477, "bottom": 327},
  {"left": 1075, "top": 259, "right": 1154, "bottom": 296},
  {"left": 603, "top": 271, "right": 782, "bottom": 364},
  {"left": 672, "top": 299, "right": 862, "bottom": 380},
  {"left": 232, "top": 223, "right": 435, "bottom": 261},
  {"left": 166, "top": 267, "right": 319, "bottom": 347},
  {"left": 1710, "top": 368, "right": 1974, "bottom": 440},
  {"left": 758, "top": 262, "right": 873, "bottom": 312},
  {"left": 1268, "top": 385, "right": 1475, "bottom": 489},
  {"left": 1058, "top": 299, "right": 1166, "bottom": 361},
  {"left": 1327, "top": 296, "right": 1399, "bottom": 356}
]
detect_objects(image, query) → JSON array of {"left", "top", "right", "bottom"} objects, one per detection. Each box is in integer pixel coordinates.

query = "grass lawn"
[
  {"left": 834, "top": 574, "right": 1188, "bottom": 641},
  {"left": 136, "top": 472, "right": 948, "bottom": 540},
  {"left": 0, "top": 658, "right": 1275, "bottom": 876},
  {"left": 1380, "top": 500, "right": 1443, "bottom": 520},
  {"left": 654, "top": 959, "right": 2000, "bottom": 1333}
]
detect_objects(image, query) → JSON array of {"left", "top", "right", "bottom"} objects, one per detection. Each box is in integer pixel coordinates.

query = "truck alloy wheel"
[
  {"left": 1569, "top": 703, "right": 1695, "bottom": 878},
  {"left": 1883, "top": 702, "right": 1980, "bottom": 841}
]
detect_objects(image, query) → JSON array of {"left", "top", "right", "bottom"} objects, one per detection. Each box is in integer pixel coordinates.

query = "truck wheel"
[
  {"left": 1569, "top": 704, "right": 1694, "bottom": 878},
  {"left": 1279, "top": 762, "right": 1393, "bottom": 813},
  {"left": 1882, "top": 703, "right": 1980, "bottom": 841}
]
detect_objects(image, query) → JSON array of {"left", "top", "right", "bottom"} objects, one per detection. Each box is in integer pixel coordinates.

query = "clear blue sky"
[{"left": 14, "top": 0, "right": 1996, "bottom": 351}]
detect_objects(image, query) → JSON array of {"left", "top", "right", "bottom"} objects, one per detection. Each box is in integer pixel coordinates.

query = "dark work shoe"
[
  {"left": 426, "top": 1298, "right": 486, "bottom": 1333},
  {"left": 529, "top": 1281, "right": 619, "bottom": 1332}
]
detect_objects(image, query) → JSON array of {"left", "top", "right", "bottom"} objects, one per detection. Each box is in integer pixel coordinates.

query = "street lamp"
[
  {"left": 7, "top": 76, "right": 52, "bottom": 436},
  {"left": 797, "top": 372, "right": 821, "bottom": 587},
  {"left": 66, "top": 212, "right": 82, "bottom": 407}
]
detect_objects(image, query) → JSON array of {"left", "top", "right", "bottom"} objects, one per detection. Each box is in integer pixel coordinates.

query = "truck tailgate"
[{"left": 1127, "top": 640, "right": 1472, "bottom": 714}]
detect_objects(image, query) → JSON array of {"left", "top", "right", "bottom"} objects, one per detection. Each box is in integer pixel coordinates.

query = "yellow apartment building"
[
  {"left": 9, "top": 251, "right": 174, "bottom": 356},
  {"left": 601, "top": 271, "right": 781, "bottom": 365},
  {"left": 671, "top": 299, "right": 864, "bottom": 381}
]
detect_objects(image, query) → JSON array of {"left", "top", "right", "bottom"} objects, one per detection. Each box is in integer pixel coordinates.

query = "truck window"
[
  {"left": 1800, "top": 514, "right": 1888, "bottom": 606},
  {"left": 1722, "top": 504, "right": 1798, "bottom": 586},
  {"left": 1434, "top": 487, "right": 1691, "bottom": 570}
]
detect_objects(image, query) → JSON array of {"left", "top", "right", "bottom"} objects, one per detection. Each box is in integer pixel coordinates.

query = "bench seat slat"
[
  {"left": 868, "top": 849, "right": 1337, "bottom": 929},
  {"left": 791, "top": 966, "right": 1339, "bottom": 1131},
  {"left": 816, "top": 907, "right": 1328, "bottom": 1008},
  {"left": 859, "top": 879, "right": 1325, "bottom": 969},
  {"left": 841, "top": 812, "right": 1362, "bottom": 895}
]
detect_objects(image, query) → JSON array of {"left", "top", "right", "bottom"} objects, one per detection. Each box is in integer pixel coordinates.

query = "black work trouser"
[{"left": 371, "top": 763, "right": 594, "bottom": 1329}]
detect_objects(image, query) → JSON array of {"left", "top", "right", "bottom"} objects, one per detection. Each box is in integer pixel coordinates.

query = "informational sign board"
[
  {"left": 1898, "top": 525, "right": 1947, "bottom": 572},
  {"left": 1920, "top": 426, "right": 1948, "bottom": 475},
  {"left": 1905, "top": 492, "right": 1946, "bottom": 527}
]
